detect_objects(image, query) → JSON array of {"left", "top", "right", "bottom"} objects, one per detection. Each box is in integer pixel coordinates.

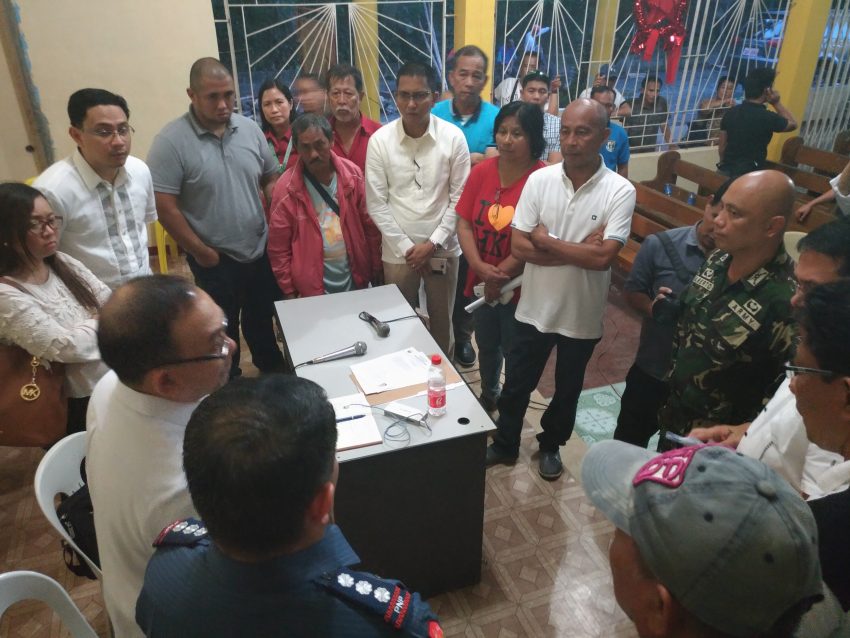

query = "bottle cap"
[{"left": 431, "top": 354, "right": 442, "bottom": 365}]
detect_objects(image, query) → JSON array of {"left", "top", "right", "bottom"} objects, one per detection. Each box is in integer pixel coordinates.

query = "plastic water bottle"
[{"left": 427, "top": 354, "right": 446, "bottom": 417}]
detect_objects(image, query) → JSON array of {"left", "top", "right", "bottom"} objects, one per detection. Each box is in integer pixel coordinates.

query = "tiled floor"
[{"left": 0, "top": 258, "right": 643, "bottom": 637}]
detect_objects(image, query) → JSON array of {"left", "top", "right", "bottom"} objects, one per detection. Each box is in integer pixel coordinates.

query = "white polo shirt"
[
  {"left": 34, "top": 150, "right": 156, "bottom": 289},
  {"left": 512, "top": 160, "right": 635, "bottom": 339},
  {"left": 86, "top": 371, "right": 198, "bottom": 638},
  {"left": 829, "top": 174, "right": 850, "bottom": 218},
  {"left": 365, "top": 116, "right": 470, "bottom": 264}
]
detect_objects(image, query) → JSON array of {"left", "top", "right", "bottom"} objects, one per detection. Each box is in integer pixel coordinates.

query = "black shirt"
[{"left": 719, "top": 101, "right": 787, "bottom": 173}]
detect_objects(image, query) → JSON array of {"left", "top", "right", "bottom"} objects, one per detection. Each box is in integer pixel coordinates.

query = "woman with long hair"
[
  {"left": 0, "top": 182, "right": 111, "bottom": 434},
  {"left": 456, "top": 101, "right": 545, "bottom": 412},
  {"left": 257, "top": 77, "right": 298, "bottom": 172}
]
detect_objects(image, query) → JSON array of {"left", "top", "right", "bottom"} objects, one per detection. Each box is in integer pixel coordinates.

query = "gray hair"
[{"left": 291, "top": 114, "right": 333, "bottom": 146}]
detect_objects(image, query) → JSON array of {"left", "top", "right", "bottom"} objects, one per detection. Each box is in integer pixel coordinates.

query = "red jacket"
[{"left": 268, "top": 152, "right": 382, "bottom": 297}]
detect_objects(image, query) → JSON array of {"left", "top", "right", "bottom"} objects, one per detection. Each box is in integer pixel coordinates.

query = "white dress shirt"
[
  {"left": 34, "top": 150, "right": 156, "bottom": 289},
  {"left": 365, "top": 116, "right": 470, "bottom": 264}
]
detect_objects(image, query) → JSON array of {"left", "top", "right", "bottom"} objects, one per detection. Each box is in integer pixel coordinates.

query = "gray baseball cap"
[{"left": 582, "top": 441, "right": 823, "bottom": 638}]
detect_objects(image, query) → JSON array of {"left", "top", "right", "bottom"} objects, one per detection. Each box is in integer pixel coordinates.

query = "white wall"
[
  {"left": 628, "top": 145, "right": 721, "bottom": 186},
  {"left": 0, "top": 42, "right": 38, "bottom": 180},
  {"left": 11, "top": 0, "right": 218, "bottom": 166}
]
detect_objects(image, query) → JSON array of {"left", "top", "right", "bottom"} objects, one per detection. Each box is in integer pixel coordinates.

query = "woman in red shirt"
[
  {"left": 456, "top": 101, "right": 545, "bottom": 412},
  {"left": 258, "top": 78, "right": 298, "bottom": 172}
]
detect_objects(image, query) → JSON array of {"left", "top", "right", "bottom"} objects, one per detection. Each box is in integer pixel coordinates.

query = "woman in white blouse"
[{"left": 0, "top": 182, "right": 111, "bottom": 434}]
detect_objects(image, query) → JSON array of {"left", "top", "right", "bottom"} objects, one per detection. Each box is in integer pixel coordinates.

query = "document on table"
[
  {"left": 329, "top": 392, "right": 383, "bottom": 451},
  {"left": 349, "top": 347, "right": 432, "bottom": 395}
]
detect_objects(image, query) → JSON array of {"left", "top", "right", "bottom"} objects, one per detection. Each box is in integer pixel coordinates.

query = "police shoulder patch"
[
  {"left": 320, "top": 568, "right": 441, "bottom": 635},
  {"left": 152, "top": 517, "right": 209, "bottom": 548}
]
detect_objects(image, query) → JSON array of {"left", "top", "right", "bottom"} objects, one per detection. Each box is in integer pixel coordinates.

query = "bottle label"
[{"left": 428, "top": 389, "right": 446, "bottom": 408}]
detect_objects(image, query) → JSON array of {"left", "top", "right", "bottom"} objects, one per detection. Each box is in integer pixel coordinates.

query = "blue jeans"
[
  {"left": 473, "top": 302, "right": 517, "bottom": 403},
  {"left": 494, "top": 320, "right": 599, "bottom": 455}
]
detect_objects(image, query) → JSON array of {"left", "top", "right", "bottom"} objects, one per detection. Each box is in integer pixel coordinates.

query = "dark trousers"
[
  {"left": 452, "top": 255, "right": 474, "bottom": 345},
  {"left": 187, "top": 250, "right": 284, "bottom": 377},
  {"left": 66, "top": 396, "right": 90, "bottom": 435},
  {"left": 613, "top": 363, "right": 669, "bottom": 449},
  {"left": 494, "top": 320, "right": 599, "bottom": 456}
]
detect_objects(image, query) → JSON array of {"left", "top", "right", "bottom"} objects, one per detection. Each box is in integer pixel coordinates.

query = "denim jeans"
[{"left": 473, "top": 302, "right": 517, "bottom": 403}]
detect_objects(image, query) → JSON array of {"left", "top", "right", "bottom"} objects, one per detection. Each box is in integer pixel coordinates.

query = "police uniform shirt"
[{"left": 135, "top": 524, "right": 440, "bottom": 638}]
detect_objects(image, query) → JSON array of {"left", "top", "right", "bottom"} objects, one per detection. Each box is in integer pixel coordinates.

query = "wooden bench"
[
  {"left": 779, "top": 136, "right": 848, "bottom": 176},
  {"left": 644, "top": 151, "right": 836, "bottom": 233}
]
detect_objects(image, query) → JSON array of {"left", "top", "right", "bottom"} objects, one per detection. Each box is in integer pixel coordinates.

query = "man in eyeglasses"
[
  {"left": 657, "top": 170, "right": 797, "bottom": 444},
  {"left": 86, "top": 275, "right": 235, "bottom": 638},
  {"left": 365, "top": 61, "right": 470, "bottom": 358},
  {"left": 33, "top": 88, "right": 156, "bottom": 289}
]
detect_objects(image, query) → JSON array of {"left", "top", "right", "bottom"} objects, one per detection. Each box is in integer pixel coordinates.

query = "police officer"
[
  {"left": 135, "top": 375, "right": 442, "bottom": 637},
  {"left": 658, "top": 170, "right": 797, "bottom": 441}
]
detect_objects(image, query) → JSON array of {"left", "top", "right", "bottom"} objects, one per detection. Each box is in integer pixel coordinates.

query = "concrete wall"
[
  {"left": 2, "top": 0, "right": 217, "bottom": 177},
  {"left": 0, "top": 37, "right": 37, "bottom": 180}
]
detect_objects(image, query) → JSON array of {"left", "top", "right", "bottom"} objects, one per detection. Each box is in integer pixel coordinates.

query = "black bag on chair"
[{"left": 56, "top": 472, "right": 100, "bottom": 580}]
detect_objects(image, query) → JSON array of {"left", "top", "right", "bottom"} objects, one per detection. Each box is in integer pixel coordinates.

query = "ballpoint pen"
[{"left": 336, "top": 414, "right": 366, "bottom": 423}]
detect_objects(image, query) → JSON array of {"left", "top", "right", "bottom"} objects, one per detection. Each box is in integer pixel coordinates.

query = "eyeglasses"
[
  {"left": 396, "top": 91, "right": 432, "bottom": 104},
  {"left": 28, "top": 216, "right": 63, "bottom": 234},
  {"left": 413, "top": 158, "right": 422, "bottom": 189},
  {"left": 158, "top": 322, "right": 231, "bottom": 366},
  {"left": 784, "top": 362, "right": 837, "bottom": 381},
  {"left": 83, "top": 125, "right": 134, "bottom": 140}
]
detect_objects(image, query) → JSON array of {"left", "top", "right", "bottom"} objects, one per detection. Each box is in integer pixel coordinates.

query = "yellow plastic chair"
[{"left": 151, "top": 221, "right": 179, "bottom": 273}]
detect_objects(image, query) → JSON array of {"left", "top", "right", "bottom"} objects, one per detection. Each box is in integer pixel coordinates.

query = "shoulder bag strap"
[
  {"left": 303, "top": 168, "right": 340, "bottom": 215},
  {"left": 656, "top": 232, "right": 693, "bottom": 285}
]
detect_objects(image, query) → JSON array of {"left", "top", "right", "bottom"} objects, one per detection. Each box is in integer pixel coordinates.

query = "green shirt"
[{"left": 658, "top": 247, "right": 796, "bottom": 435}]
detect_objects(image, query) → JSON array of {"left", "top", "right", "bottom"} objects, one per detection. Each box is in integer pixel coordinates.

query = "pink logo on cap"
[{"left": 632, "top": 446, "right": 705, "bottom": 488}]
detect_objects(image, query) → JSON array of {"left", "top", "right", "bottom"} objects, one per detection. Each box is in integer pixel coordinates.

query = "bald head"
[
  {"left": 189, "top": 57, "right": 231, "bottom": 92},
  {"left": 735, "top": 170, "right": 795, "bottom": 222},
  {"left": 562, "top": 98, "right": 609, "bottom": 130}
]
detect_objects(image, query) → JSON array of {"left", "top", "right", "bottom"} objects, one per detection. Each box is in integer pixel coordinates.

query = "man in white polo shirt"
[
  {"left": 365, "top": 61, "right": 470, "bottom": 357},
  {"left": 34, "top": 88, "right": 156, "bottom": 289},
  {"left": 486, "top": 98, "right": 635, "bottom": 479}
]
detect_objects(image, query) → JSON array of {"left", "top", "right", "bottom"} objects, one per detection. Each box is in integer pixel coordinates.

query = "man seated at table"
[
  {"left": 136, "top": 375, "right": 442, "bottom": 637},
  {"left": 268, "top": 113, "right": 381, "bottom": 299}
]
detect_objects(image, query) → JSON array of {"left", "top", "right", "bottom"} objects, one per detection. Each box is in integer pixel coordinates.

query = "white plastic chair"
[
  {"left": 34, "top": 432, "right": 102, "bottom": 579},
  {"left": 0, "top": 570, "right": 97, "bottom": 637}
]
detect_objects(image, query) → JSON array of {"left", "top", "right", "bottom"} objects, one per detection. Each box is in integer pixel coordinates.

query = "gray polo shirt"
[
  {"left": 147, "top": 110, "right": 278, "bottom": 262},
  {"left": 624, "top": 224, "right": 708, "bottom": 379}
]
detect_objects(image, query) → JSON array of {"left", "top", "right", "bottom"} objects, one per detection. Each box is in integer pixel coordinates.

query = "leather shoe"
[
  {"left": 538, "top": 450, "right": 563, "bottom": 480},
  {"left": 455, "top": 341, "right": 476, "bottom": 367},
  {"left": 485, "top": 444, "right": 517, "bottom": 467},
  {"left": 480, "top": 394, "right": 498, "bottom": 413}
]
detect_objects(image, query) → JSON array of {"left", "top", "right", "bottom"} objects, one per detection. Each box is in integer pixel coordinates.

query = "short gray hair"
[{"left": 291, "top": 114, "right": 333, "bottom": 146}]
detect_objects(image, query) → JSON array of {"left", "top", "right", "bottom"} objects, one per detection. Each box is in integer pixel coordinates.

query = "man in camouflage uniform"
[{"left": 658, "top": 170, "right": 796, "bottom": 440}]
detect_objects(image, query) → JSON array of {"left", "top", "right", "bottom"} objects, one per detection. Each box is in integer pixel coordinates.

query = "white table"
[{"left": 276, "top": 285, "right": 495, "bottom": 596}]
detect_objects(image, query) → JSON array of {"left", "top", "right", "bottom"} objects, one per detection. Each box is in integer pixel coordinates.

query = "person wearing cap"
[
  {"left": 579, "top": 64, "right": 627, "bottom": 114},
  {"left": 689, "top": 219, "right": 850, "bottom": 498},
  {"left": 582, "top": 440, "right": 825, "bottom": 637},
  {"left": 136, "top": 375, "right": 441, "bottom": 637},
  {"left": 657, "top": 170, "right": 796, "bottom": 442}
]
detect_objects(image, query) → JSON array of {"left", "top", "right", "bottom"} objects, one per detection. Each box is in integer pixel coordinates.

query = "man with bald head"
[
  {"left": 658, "top": 170, "right": 797, "bottom": 442},
  {"left": 147, "top": 57, "right": 285, "bottom": 377},
  {"left": 486, "top": 98, "right": 636, "bottom": 479}
]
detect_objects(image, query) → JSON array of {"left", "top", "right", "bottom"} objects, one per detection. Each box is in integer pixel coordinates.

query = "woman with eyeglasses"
[
  {"left": 0, "top": 182, "right": 111, "bottom": 435},
  {"left": 455, "top": 101, "right": 545, "bottom": 412},
  {"left": 257, "top": 78, "right": 298, "bottom": 173}
]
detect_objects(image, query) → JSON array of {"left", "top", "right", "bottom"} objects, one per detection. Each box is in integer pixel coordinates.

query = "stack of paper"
[
  {"left": 329, "top": 392, "right": 383, "bottom": 451},
  {"left": 349, "top": 348, "right": 432, "bottom": 395}
]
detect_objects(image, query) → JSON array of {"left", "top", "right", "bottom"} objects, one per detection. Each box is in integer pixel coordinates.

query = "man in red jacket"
[{"left": 268, "top": 114, "right": 382, "bottom": 298}]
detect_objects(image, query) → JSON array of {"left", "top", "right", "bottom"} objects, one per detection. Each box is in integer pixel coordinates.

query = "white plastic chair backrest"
[
  {"left": 0, "top": 570, "right": 97, "bottom": 638},
  {"left": 33, "top": 432, "right": 102, "bottom": 579}
]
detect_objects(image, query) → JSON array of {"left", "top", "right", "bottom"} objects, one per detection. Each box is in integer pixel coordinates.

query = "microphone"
[
  {"left": 309, "top": 341, "right": 368, "bottom": 365},
  {"left": 359, "top": 311, "right": 390, "bottom": 338}
]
